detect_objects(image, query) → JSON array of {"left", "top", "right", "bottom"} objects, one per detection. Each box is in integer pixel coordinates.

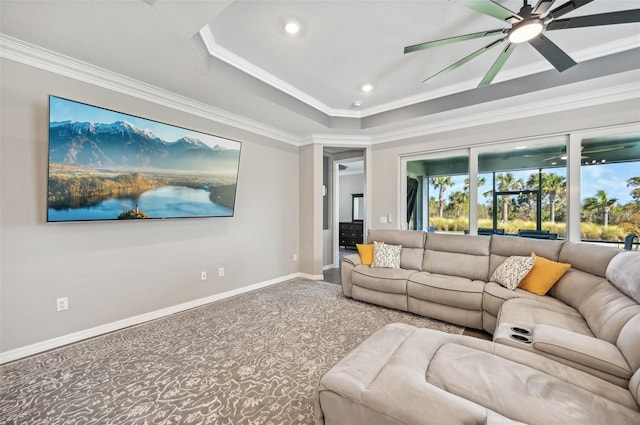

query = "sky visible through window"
[{"left": 431, "top": 162, "right": 637, "bottom": 205}]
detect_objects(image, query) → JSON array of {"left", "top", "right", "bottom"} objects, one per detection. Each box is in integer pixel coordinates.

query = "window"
[
  {"left": 400, "top": 125, "right": 639, "bottom": 243},
  {"left": 406, "top": 152, "right": 468, "bottom": 233},
  {"left": 580, "top": 134, "right": 640, "bottom": 246},
  {"left": 478, "top": 142, "right": 567, "bottom": 239}
]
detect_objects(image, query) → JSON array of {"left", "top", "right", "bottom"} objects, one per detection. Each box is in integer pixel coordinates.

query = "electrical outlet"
[
  {"left": 201, "top": 271, "right": 207, "bottom": 281},
  {"left": 218, "top": 267, "right": 225, "bottom": 277},
  {"left": 56, "top": 297, "right": 69, "bottom": 312},
  {"left": 379, "top": 216, "right": 387, "bottom": 224},
  {"left": 293, "top": 254, "right": 298, "bottom": 262}
]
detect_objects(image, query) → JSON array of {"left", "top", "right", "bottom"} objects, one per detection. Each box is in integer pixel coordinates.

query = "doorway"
[{"left": 322, "top": 147, "right": 366, "bottom": 273}]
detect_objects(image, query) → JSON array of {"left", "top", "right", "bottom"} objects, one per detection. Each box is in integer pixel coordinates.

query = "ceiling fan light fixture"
[
  {"left": 508, "top": 20, "right": 543, "bottom": 43},
  {"left": 284, "top": 21, "right": 301, "bottom": 35}
]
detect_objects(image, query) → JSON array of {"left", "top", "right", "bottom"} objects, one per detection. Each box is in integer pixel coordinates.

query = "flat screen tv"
[{"left": 47, "top": 96, "right": 242, "bottom": 222}]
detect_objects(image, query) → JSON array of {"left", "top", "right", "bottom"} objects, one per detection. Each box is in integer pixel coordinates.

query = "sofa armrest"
[
  {"left": 342, "top": 253, "right": 361, "bottom": 266},
  {"left": 533, "top": 324, "right": 632, "bottom": 379},
  {"left": 340, "top": 254, "right": 361, "bottom": 298}
]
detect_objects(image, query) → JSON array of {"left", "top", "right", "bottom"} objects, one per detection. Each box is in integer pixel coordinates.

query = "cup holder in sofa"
[
  {"left": 509, "top": 333, "right": 532, "bottom": 344},
  {"left": 510, "top": 326, "right": 532, "bottom": 336}
]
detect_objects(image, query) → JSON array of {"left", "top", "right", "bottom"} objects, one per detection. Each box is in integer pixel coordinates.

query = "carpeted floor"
[{"left": 0, "top": 279, "right": 463, "bottom": 425}]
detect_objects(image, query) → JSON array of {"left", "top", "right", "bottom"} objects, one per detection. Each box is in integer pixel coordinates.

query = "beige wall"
[
  {"left": 298, "top": 144, "right": 324, "bottom": 278},
  {"left": 0, "top": 59, "right": 300, "bottom": 353}
]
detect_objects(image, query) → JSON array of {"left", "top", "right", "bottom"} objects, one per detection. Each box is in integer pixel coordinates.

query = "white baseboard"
[
  {"left": 0, "top": 273, "right": 303, "bottom": 364},
  {"left": 299, "top": 273, "right": 325, "bottom": 281},
  {"left": 322, "top": 263, "right": 337, "bottom": 271}
]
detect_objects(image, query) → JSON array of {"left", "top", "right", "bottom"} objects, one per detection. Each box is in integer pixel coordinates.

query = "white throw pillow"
[
  {"left": 491, "top": 256, "right": 536, "bottom": 290},
  {"left": 373, "top": 241, "right": 402, "bottom": 269}
]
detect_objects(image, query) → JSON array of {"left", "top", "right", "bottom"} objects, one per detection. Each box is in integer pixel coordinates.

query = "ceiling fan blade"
[
  {"left": 528, "top": 33, "right": 576, "bottom": 72},
  {"left": 478, "top": 42, "right": 515, "bottom": 87},
  {"left": 453, "top": 0, "right": 521, "bottom": 23},
  {"left": 404, "top": 29, "right": 504, "bottom": 54},
  {"left": 423, "top": 38, "right": 505, "bottom": 83},
  {"left": 546, "top": 10, "right": 640, "bottom": 31},
  {"left": 548, "top": 0, "right": 594, "bottom": 19},
  {"left": 532, "top": 0, "right": 556, "bottom": 16}
]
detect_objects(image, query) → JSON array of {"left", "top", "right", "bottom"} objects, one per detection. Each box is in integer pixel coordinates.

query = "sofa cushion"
[
  {"left": 408, "top": 272, "right": 484, "bottom": 311},
  {"left": 532, "top": 324, "right": 632, "bottom": 380},
  {"left": 373, "top": 241, "right": 401, "bottom": 269},
  {"left": 490, "top": 256, "right": 535, "bottom": 290},
  {"left": 495, "top": 298, "right": 630, "bottom": 386},
  {"left": 426, "top": 232, "right": 490, "bottom": 255},
  {"left": 549, "top": 268, "right": 608, "bottom": 310},
  {"left": 317, "top": 324, "right": 640, "bottom": 425},
  {"left": 631, "top": 368, "right": 640, "bottom": 407},
  {"left": 368, "top": 229, "right": 425, "bottom": 271},
  {"left": 617, "top": 313, "right": 640, "bottom": 373},
  {"left": 518, "top": 253, "right": 571, "bottom": 295},
  {"left": 578, "top": 281, "right": 640, "bottom": 345},
  {"left": 482, "top": 281, "right": 568, "bottom": 318},
  {"left": 352, "top": 285, "right": 408, "bottom": 312},
  {"left": 606, "top": 251, "right": 640, "bottom": 303},
  {"left": 496, "top": 298, "right": 593, "bottom": 338},
  {"left": 352, "top": 265, "right": 415, "bottom": 294},
  {"left": 423, "top": 233, "right": 490, "bottom": 281},
  {"left": 426, "top": 342, "right": 640, "bottom": 424},
  {"left": 355, "top": 243, "right": 374, "bottom": 266}
]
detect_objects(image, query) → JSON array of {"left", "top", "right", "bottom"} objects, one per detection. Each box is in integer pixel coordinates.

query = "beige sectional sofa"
[{"left": 316, "top": 229, "right": 640, "bottom": 425}]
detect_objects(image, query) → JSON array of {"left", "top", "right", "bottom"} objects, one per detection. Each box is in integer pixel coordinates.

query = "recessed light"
[
  {"left": 361, "top": 83, "right": 373, "bottom": 93},
  {"left": 352, "top": 101, "right": 362, "bottom": 108},
  {"left": 515, "top": 146, "right": 527, "bottom": 150},
  {"left": 284, "top": 21, "right": 300, "bottom": 35},
  {"left": 551, "top": 162, "right": 557, "bottom": 165}
]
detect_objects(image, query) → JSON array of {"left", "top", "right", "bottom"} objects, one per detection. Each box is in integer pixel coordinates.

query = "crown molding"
[
  {"left": 197, "top": 25, "right": 640, "bottom": 120},
  {"left": 2, "top": 34, "right": 638, "bottom": 151},
  {"left": 371, "top": 71, "right": 640, "bottom": 144},
  {"left": 299, "top": 133, "right": 372, "bottom": 147},
  {"left": 0, "top": 34, "right": 300, "bottom": 146}
]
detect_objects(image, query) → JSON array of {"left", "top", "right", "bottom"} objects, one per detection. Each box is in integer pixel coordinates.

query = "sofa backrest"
[
  {"left": 617, "top": 314, "right": 640, "bottom": 379},
  {"left": 606, "top": 251, "right": 640, "bottom": 304},
  {"left": 550, "top": 241, "right": 620, "bottom": 309},
  {"left": 624, "top": 315, "right": 640, "bottom": 406},
  {"left": 488, "top": 235, "right": 565, "bottom": 277},
  {"left": 367, "top": 229, "right": 426, "bottom": 271},
  {"left": 558, "top": 241, "right": 620, "bottom": 277},
  {"left": 558, "top": 245, "right": 640, "bottom": 345},
  {"left": 422, "top": 233, "right": 490, "bottom": 281}
]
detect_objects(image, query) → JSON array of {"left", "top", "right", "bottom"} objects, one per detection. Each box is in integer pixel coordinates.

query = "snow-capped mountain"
[{"left": 49, "top": 120, "right": 240, "bottom": 173}]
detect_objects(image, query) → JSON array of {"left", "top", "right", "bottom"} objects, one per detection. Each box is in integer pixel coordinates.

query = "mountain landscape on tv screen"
[
  {"left": 47, "top": 119, "right": 241, "bottom": 221},
  {"left": 49, "top": 120, "right": 240, "bottom": 173}
]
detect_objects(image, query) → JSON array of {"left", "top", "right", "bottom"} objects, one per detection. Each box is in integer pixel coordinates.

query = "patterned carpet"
[{"left": 1, "top": 279, "right": 463, "bottom": 425}]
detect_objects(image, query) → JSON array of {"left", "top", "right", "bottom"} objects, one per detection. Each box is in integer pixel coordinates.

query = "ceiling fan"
[
  {"left": 521, "top": 144, "right": 629, "bottom": 162},
  {"left": 404, "top": 0, "right": 640, "bottom": 86}
]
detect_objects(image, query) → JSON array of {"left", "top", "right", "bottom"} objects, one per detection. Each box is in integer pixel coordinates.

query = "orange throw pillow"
[
  {"left": 356, "top": 244, "right": 374, "bottom": 266},
  {"left": 518, "top": 252, "right": 571, "bottom": 296}
]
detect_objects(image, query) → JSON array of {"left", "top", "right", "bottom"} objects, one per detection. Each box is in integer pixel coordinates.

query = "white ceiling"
[{"left": 1, "top": 0, "right": 639, "bottom": 141}]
